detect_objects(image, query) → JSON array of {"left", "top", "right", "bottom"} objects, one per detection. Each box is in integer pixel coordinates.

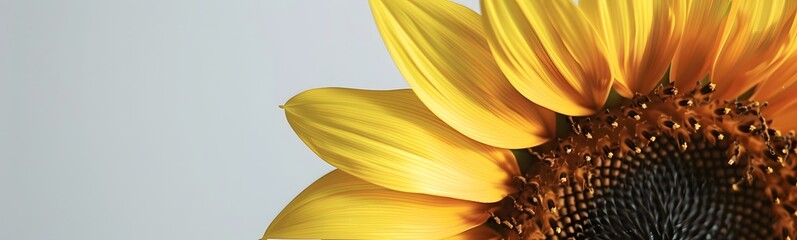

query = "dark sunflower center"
[
  {"left": 552, "top": 135, "right": 773, "bottom": 239},
  {"left": 489, "top": 83, "right": 797, "bottom": 239}
]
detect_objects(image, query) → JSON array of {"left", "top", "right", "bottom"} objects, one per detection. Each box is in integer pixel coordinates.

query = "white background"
[{"left": 1, "top": 0, "right": 478, "bottom": 239}]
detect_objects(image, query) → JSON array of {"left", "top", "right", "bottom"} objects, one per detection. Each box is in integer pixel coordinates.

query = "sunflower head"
[
  {"left": 491, "top": 82, "right": 797, "bottom": 239},
  {"left": 265, "top": 0, "right": 797, "bottom": 239}
]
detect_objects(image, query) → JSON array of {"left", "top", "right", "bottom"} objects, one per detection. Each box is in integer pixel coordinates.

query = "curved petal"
[
  {"left": 444, "top": 225, "right": 502, "bottom": 240},
  {"left": 264, "top": 170, "right": 490, "bottom": 240},
  {"left": 752, "top": 19, "right": 797, "bottom": 116},
  {"left": 482, "top": 0, "right": 613, "bottom": 116},
  {"left": 581, "top": 0, "right": 681, "bottom": 97},
  {"left": 370, "top": 0, "right": 555, "bottom": 149},
  {"left": 670, "top": 0, "right": 730, "bottom": 91},
  {"left": 283, "top": 88, "right": 520, "bottom": 203},
  {"left": 710, "top": 0, "right": 797, "bottom": 100}
]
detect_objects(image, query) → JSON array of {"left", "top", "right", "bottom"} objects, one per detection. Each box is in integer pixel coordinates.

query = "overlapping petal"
[
  {"left": 264, "top": 170, "right": 489, "bottom": 239},
  {"left": 710, "top": 0, "right": 797, "bottom": 100},
  {"left": 670, "top": 0, "right": 730, "bottom": 91},
  {"left": 482, "top": 0, "right": 613, "bottom": 116},
  {"left": 581, "top": 0, "right": 681, "bottom": 97},
  {"left": 282, "top": 88, "right": 520, "bottom": 203},
  {"left": 370, "top": 0, "right": 555, "bottom": 149}
]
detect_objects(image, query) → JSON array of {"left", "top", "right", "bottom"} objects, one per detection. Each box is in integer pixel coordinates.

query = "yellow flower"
[{"left": 265, "top": 0, "right": 797, "bottom": 239}]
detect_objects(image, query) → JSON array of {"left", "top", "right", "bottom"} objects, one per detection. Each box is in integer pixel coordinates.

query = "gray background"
[{"left": 1, "top": 0, "right": 478, "bottom": 239}]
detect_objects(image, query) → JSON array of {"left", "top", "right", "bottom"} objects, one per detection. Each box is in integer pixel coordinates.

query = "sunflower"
[{"left": 264, "top": 0, "right": 797, "bottom": 239}]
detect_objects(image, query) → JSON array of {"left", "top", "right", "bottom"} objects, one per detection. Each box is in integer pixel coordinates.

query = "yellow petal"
[
  {"left": 756, "top": 74, "right": 797, "bottom": 120},
  {"left": 770, "top": 104, "right": 797, "bottom": 132},
  {"left": 670, "top": 0, "right": 731, "bottom": 91},
  {"left": 283, "top": 88, "right": 520, "bottom": 203},
  {"left": 752, "top": 58, "right": 797, "bottom": 106},
  {"left": 753, "top": 54, "right": 797, "bottom": 117},
  {"left": 443, "top": 225, "right": 502, "bottom": 240},
  {"left": 264, "top": 170, "right": 490, "bottom": 240},
  {"left": 370, "top": 0, "right": 555, "bottom": 149},
  {"left": 482, "top": 0, "right": 613, "bottom": 116},
  {"left": 710, "top": 0, "right": 797, "bottom": 100},
  {"left": 581, "top": 0, "right": 681, "bottom": 97},
  {"left": 752, "top": 19, "right": 797, "bottom": 115}
]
